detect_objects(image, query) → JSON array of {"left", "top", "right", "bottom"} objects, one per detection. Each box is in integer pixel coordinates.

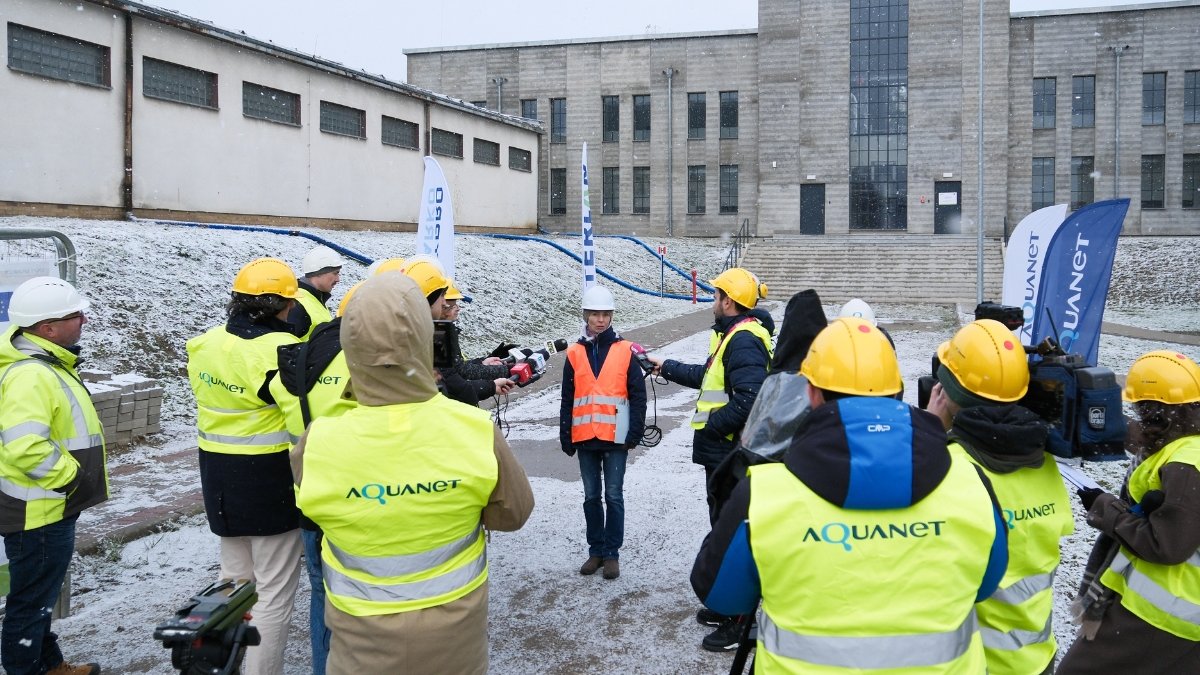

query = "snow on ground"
[{"left": 1, "top": 215, "right": 1197, "bottom": 673}]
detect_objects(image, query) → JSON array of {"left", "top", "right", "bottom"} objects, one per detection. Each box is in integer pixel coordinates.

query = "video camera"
[
  {"left": 917, "top": 303, "right": 1126, "bottom": 460},
  {"left": 505, "top": 339, "right": 570, "bottom": 387},
  {"left": 154, "top": 579, "right": 260, "bottom": 675},
  {"left": 432, "top": 320, "right": 460, "bottom": 370}
]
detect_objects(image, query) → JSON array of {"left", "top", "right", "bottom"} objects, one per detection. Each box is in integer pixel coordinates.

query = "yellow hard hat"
[
  {"left": 1123, "top": 350, "right": 1200, "bottom": 404},
  {"left": 800, "top": 317, "right": 901, "bottom": 396},
  {"left": 710, "top": 267, "right": 767, "bottom": 309},
  {"left": 231, "top": 258, "right": 298, "bottom": 298},
  {"left": 401, "top": 259, "right": 451, "bottom": 298},
  {"left": 445, "top": 281, "right": 465, "bottom": 301},
  {"left": 936, "top": 319, "right": 1029, "bottom": 404},
  {"left": 371, "top": 257, "right": 407, "bottom": 276},
  {"left": 337, "top": 281, "right": 364, "bottom": 318}
]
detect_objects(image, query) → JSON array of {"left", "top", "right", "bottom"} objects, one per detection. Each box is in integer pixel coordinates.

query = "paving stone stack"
[{"left": 80, "top": 370, "right": 163, "bottom": 449}]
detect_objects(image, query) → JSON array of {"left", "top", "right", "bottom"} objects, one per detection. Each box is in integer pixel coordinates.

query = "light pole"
[
  {"left": 976, "top": 0, "right": 985, "bottom": 304},
  {"left": 1107, "top": 45, "right": 1130, "bottom": 198},
  {"left": 663, "top": 68, "right": 677, "bottom": 237},
  {"left": 491, "top": 76, "right": 508, "bottom": 114}
]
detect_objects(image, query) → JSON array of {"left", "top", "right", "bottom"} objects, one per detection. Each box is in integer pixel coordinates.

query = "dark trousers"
[
  {"left": 301, "top": 528, "right": 331, "bottom": 675},
  {"left": 578, "top": 448, "right": 627, "bottom": 560},
  {"left": 2, "top": 516, "right": 77, "bottom": 675}
]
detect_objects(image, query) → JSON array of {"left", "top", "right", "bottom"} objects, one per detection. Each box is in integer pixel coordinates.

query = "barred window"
[
  {"left": 633, "top": 166, "right": 650, "bottom": 214},
  {"left": 1071, "top": 75, "right": 1094, "bottom": 128},
  {"left": 550, "top": 168, "right": 567, "bottom": 214},
  {"left": 633, "top": 94, "right": 650, "bottom": 142},
  {"left": 687, "top": 165, "right": 706, "bottom": 214},
  {"left": 719, "top": 164, "right": 739, "bottom": 214},
  {"left": 1143, "top": 72, "right": 1166, "bottom": 126},
  {"left": 431, "top": 128, "right": 463, "bottom": 158},
  {"left": 1184, "top": 154, "right": 1199, "bottom": 209},
  {"left": 1070, "top": 156, "right": 1094, "bottom": 211},
  {"left": 1033, "top": 77, "right": 1056, "bottom": 129},
  {"left": 688, "top": 92, "right": 706, "bottom": 140},
  {"left": 243, "top": 81, "right": 300, "bottom": 126},
  {"left": 320, "top": 101, "right": 366, "bottom": 139},
  {"left": 602, "top": 166, "right": 619, "bottom": 214},
  {"left": 1140, "top": 154, "right": 1165, "bottom": 209},
  {"left": 602, "top": 95, "right": 620, "bottom": 143},
  {"left": 381, "top": 116, "right": 419, "bottom": 149},
  {"left": 550, "top": 98, "right": 566, "bottom": 144},
  {"left": 508, "top": 147, "right": 532, "bottom": 172},
  {"left": 7, "top": 23, "right": 109, "bottom": 87},
  {"left": 1184, "top": 71, "right": 1199, "bottom": 124},
  {"left": 143, "top": 57, "right": 216, "bottom": 109},
  {"left": 473, "top": 138, "right": 500, "bottom": 165},
  {"left": 1031, "top": 157, "right": 1055, "bottom": 210},
  {"left": 521, "top": 98, "right": 538, "bottom": 120},
  {"left": 719, "top": 91, "right": 739, "bottom": 139}
]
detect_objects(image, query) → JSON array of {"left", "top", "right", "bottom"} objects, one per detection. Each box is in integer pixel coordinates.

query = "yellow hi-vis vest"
[
  {"left": 297, "top": 394, "right": 498, "bottom": 617},
  {"left": 0, "top": 329, "right": 107, "bottom": 534},
  {"left": 1101, "top": 434, "right": 1200, "bottom": 640},
  {"left": 949, "top": 442, "right": 1073, "bottom": 675},
  {"left": 690, "top": 318, "right": 772, "bottom": 435},
  {"left": 747, "top": 453, "right": 995, "bottom": 674},
  {"left": 186, "top": 326, "right": 297, "bottom": 455},
  {"left": 295, "top": 287, "right": 332, "bottom": 341},
  {"left": 269, "top": 351, "right": 354, "bottom": 445},
  {"left": 566, "top": 341, "right": 632, "bottom": 445}
]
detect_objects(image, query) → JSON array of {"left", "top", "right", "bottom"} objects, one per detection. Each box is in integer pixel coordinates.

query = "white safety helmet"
[
  {"left": 7, "top": 276, "right": 90, "bottom": 328},
  {"left": 838, "top": 298, "right": 877, "bottom": 326},
  {"left": 582, "top": 285, "right": 615, "bottom": 311},
  {"left": 301, "top": 245, "right": 344, "bottom": 276}
]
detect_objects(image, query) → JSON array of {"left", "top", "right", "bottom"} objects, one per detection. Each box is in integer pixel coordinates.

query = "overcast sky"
[{"left": 140, "top": 0, "right": 1169, "bottom": 83}]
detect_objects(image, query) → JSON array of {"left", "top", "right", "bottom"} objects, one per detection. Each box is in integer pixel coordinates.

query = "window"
[
  {"left": 550, "top": 98, "right": 566, "bottom": 143},
  {"left": 473, "top": 138, "right": 500, "bottom": 165},
  {"left": 243, "top": 82, "right": 301, "bottom": 126},
  {"left": 1033, "top": 77, "right": 1056, "bottom": 129},
  {"left": 633, "top": 95, "right": 651, "bottom": 142},
  {"left": 508, "top": 147, "right": 532, "bottom": 172},
  {"left": 633, "top": 166, "right": 650, "bottom": 214},
  {"left": 1070, "top": 156, "right": 1094, "bottom": 211},
  {"left": 687, "top": 165, "right": 706, "bottom": 214},
  {"left": 1141, "top": 155, "right": 1165, "bottom": 209},
  {"left": 719, "top": 91, "right": 739, "bottom": 139},
  {"left": 1072, "top": 75, "right": 1094, "bottom": 128},
  {"left": 1031, "top": 157, "right": 1055, "bottom": 210},
  {"left": 602, "top": 167, "right": 619, "bottom": 214},
  {"left": 1183, "top": 154, "right": 1199, "bottom": 209},
  {"left": 381, "top": 116, "right": 419, "bottom": 149},
  {"left": 431, "top": 128, "right": 463, "bottom": 158},
  {"left": 521, "top": 98, "right": 537, "bottom": 120},
  {"left": 688, "top": 92, "right": 706, "bottom": 140},
  {"left": 143, "top": 57, "right": 216, "bottom": 109},
  {"left": 720, "top": 165, "right": 739, "bottom": 214},
  {"left": 1185, "top": 71, "right": 1199, "bottom": 124},
  {"left": 7, "top": 23, "right": 109, "bottom": 87},
  {"left": 602, "top": 95, "right": 619, "bottom": 143},
  {"left": 550, "top": 168, "right": 567, "bottom": 214},
  {"left": 320, "top": 101, "right": 366, "bottom": 139},
  {"left": 471, "top": 100, "right": 486, "bottom": 108},
  {"left": 1143, "top": 72, "right": 1166, "bottom": 126}
]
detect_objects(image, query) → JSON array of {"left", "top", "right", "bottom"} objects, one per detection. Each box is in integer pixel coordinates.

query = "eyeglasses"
[{"left": 50, "top": 312, "right": 84, "bottom": 323}]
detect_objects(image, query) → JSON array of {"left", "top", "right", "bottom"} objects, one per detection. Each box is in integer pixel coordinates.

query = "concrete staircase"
[{"left": 739, "top": 234, "right": 1005, "bottom": 304}]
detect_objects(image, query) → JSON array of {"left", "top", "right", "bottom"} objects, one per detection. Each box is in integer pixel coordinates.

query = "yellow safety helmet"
[
  {"left": 337, "top": 281, "right": 364, "bottom": 318},
  {"left": 445, "top": 281, "right": 465, "bottom": 301},
  {"left": 231, "top": 258, "right": 298, "bottom": 298},
  {"left": 936, "top": 319, "right": 1029, "bottom": 404},
  {"left": 1123, "top": 350, "right": 1200, "bottom": 404},
  {"left": 710, "top": 267, "right": 767, "bottom": 309},
  {"left": 401, "top": 259, "right": 451, "bottom": 298},
  {"left": 371, "top": 257, "right": 407, "bottom": 276},
  {"left": 800, "top": 317, "right": 901, "bottom": 396}
]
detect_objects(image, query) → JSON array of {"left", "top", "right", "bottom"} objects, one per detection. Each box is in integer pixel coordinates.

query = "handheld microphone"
[{"left": 629, "top": 343, "right": 655, "bottom": 375}]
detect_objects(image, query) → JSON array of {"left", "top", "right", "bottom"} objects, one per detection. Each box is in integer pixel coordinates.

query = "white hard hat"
[
  {"left": 582, "top": 285, "right": 615, "bottom": 311},
  {"left": 301, "top": 245, "right": 344, "bottom": 276},
  {"left": 838, "top": 298, "right": 877, "bottom": 326},
  {"left": 8, "top": 276, "right": 90, "bottom": 328}
]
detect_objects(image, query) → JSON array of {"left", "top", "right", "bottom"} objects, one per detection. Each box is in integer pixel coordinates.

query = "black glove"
[
  {"left": 1077, "top": 487, "right": 1106, "bottom": 511},
  {"left": 562, "top": 445, "right": 577, "bottom": 458},
  {"left": 1135, "top": 489, "right": 1166, "bottom": 516}
]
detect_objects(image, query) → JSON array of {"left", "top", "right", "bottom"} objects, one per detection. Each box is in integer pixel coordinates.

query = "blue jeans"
[
  {"left": 2, "top": 516, "right": 77, "bottom": 675},
  {"left": 301, "top": 528, "right": 330, "bottom": 675},
  {"left": 578, "top": 448, "right": 627, "bottom": 560}
]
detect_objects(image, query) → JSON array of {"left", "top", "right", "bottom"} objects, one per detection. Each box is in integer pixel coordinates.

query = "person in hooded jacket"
[
  {"left": 559, "top": 285, "right": 647, "bottom": 581},
  {"left": 692, "top": 318, "right": 1009, "bottom": 674},
  {"left": 926, "top": 319, "right": 1073, "bottom": 675},
  {"left": 292, "top": 273, "right": 534, "bottom": 675}
]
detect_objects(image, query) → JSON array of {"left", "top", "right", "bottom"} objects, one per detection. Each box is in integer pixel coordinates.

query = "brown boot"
[
  {"left": 579, "top": 556, "right": 603, "bottom": 575},
  {"left": 46, "top": 662, "right": 101, "bottom": 675},
  {"left": 602, "top": 558, "right": 620, "bottom": 579}
]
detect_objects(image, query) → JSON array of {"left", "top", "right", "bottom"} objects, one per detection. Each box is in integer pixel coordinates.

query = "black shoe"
[
  {"left": 696, "top": 607, "right": 725, "bottom": 627},
  {"left": 702, "top": 616, "right": 749, "bottom": 652}
]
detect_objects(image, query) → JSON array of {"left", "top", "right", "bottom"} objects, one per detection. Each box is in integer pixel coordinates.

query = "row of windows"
[
  {"left": 523, "top": 92, "right": 740, "bottom": 144},
  {"left": 548, "top": 165, "right": 740, "bottom": 216},
  {"left": 7, "top": 22, "right": 532, "bottom": 171},
  {"left": 1033, "top": 71, "right": 1200, "bottom": 129},
  {"left": 1031, "top": 154, "right": 1199, "bottom": 211}
]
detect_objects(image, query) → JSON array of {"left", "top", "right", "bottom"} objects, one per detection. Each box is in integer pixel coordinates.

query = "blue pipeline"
[
  {"left": 129, "top": 216, "right": 373, "bottom": 265},
  {"left": 530, "top": 228, "right": 716, "bottom": 293}
]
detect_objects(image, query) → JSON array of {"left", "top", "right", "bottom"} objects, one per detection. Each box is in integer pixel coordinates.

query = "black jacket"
[
  {"left": 660, "top": 308, "right": 774, "bottom": 469},
  {"left": 286, "top": 280, "right": 331, "bottom": 338},
  {"left": 559, "top": 327, "right": 648, "bottom": 455},
  {"left": 439, "top": 323, "right": 509, "bottom": 407}
]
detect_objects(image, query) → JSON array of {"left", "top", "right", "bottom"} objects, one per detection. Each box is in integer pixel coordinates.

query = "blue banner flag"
[
  {"left": 1030, "top": 198, "right": 1129, "bottom": 364},
  {"left": 580, "top": 143, "right": 596, "bottom": 294}
]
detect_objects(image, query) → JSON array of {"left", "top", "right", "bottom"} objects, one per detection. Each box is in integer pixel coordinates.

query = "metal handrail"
[
  {"left": 0, "top": 229, "right": 78, "bottom": 284},
  {"left": 722, "top": 219, "right": 753, "bottom": 270}
]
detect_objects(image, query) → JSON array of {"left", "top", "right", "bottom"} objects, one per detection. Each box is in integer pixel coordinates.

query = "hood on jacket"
[
  {"left": 949, "top": 404, "right": 1048, "bottom": 473},
  {"left": 0, "top": 325, "right": 80, "bottom": 371},
  {"left": 339, "top": 273, "right": 438, "bottom": 406}
]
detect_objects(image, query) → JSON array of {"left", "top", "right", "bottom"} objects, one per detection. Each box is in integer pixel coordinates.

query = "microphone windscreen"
[{"left": 553, "top": 338, "right": 570, "bottom": 352}]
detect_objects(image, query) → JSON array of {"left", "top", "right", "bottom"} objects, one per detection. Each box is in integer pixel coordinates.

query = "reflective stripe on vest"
[
  {"left": 0, "top": 360, "right": 103, "bottom": 486},
  {"left": 989, "top": 568, "right": 1056, "bottom": 606},
  {"left": 981, "top": 614, "right": 1053, "bottom": 652},
  {"left": 1107, "top": 550, "right": 1200, "bottom": 627},
  {"left": 327, "top": 525, "right": 481, "bottom": 578},
  {"left": 758, "top": 609, "right": 978, "bottom": 670},
  {"left": 690, "top": 318, "right": 771, "bottom": 431},
  {"left": 567, "top": 342, "right": 632, "bottom": 444},
  {"left": 197, "top": 428, "right": 292, "bottom": 447},
  {"left": 0, "top": 476, "right": 63, "bottom": 502},
  {"left": 324, "top": 546, "right": 487, "bottom": 604}
]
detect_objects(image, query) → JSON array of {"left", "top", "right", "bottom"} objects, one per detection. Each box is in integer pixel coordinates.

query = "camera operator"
[{"left": 925, "top": 319, "right": 1073, "bottom": 675}]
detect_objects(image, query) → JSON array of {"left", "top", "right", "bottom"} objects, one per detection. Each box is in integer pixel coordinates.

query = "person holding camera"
[
  {"left": 292, "top": 272, "right": 533, "bottom": 675},
  {"left": 559, "top": 285, "right": 646, "bottom": 581},
  {"left": 0, "top": 277, "right": 106, "bottom": 675},
  {"left": 925, "top": 319, "right": 1074, "bottom": 675},
  {"left": 1057, "top": 350, "right": 1200, "bottom": 673},
  {"left": 288, "top": 245, "right": 343, "bottom": 341},
  {"left": 186, "top": 258, "right": 304, "bottom": 675}
]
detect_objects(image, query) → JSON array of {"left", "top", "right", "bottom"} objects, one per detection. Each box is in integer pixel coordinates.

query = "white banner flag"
[
  {"left": 1001, "top": 204, "right": 1068, "bottom": 345},
  {"left": 581, "top": 143, "right": 596, "bottom": 294},
  {"left": 416, "top": 156, "right": 456, "bottom": 277}
]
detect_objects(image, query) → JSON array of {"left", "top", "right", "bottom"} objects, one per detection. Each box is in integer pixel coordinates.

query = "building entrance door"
[
  {"left": 934, "top": 181, "right": 962, "bottom": 234},
  {"left": 800, "top": 184, "right": 825, "bottom": 234}
]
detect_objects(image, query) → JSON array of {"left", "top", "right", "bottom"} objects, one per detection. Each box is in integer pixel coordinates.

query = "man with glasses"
[{"left": 0, "top": 277, "right": 107, "bottom": 675}]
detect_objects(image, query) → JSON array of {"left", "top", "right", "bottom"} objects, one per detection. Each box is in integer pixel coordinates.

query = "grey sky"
[{"left": 141, "top": 0, "right": 1169, "bottom": 83}]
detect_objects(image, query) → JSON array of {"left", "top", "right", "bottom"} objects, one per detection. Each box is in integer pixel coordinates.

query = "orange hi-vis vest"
[{"left": 567, "top": 341, "right": 633, "bottom": 445}]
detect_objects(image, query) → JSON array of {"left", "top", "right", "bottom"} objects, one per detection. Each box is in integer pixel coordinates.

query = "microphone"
[
  {"left": 629, "top": 342, "right": 655, "bottom": 375},
  {"left": 504, "top": 339, "right": 569, "bottom": 387}
]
